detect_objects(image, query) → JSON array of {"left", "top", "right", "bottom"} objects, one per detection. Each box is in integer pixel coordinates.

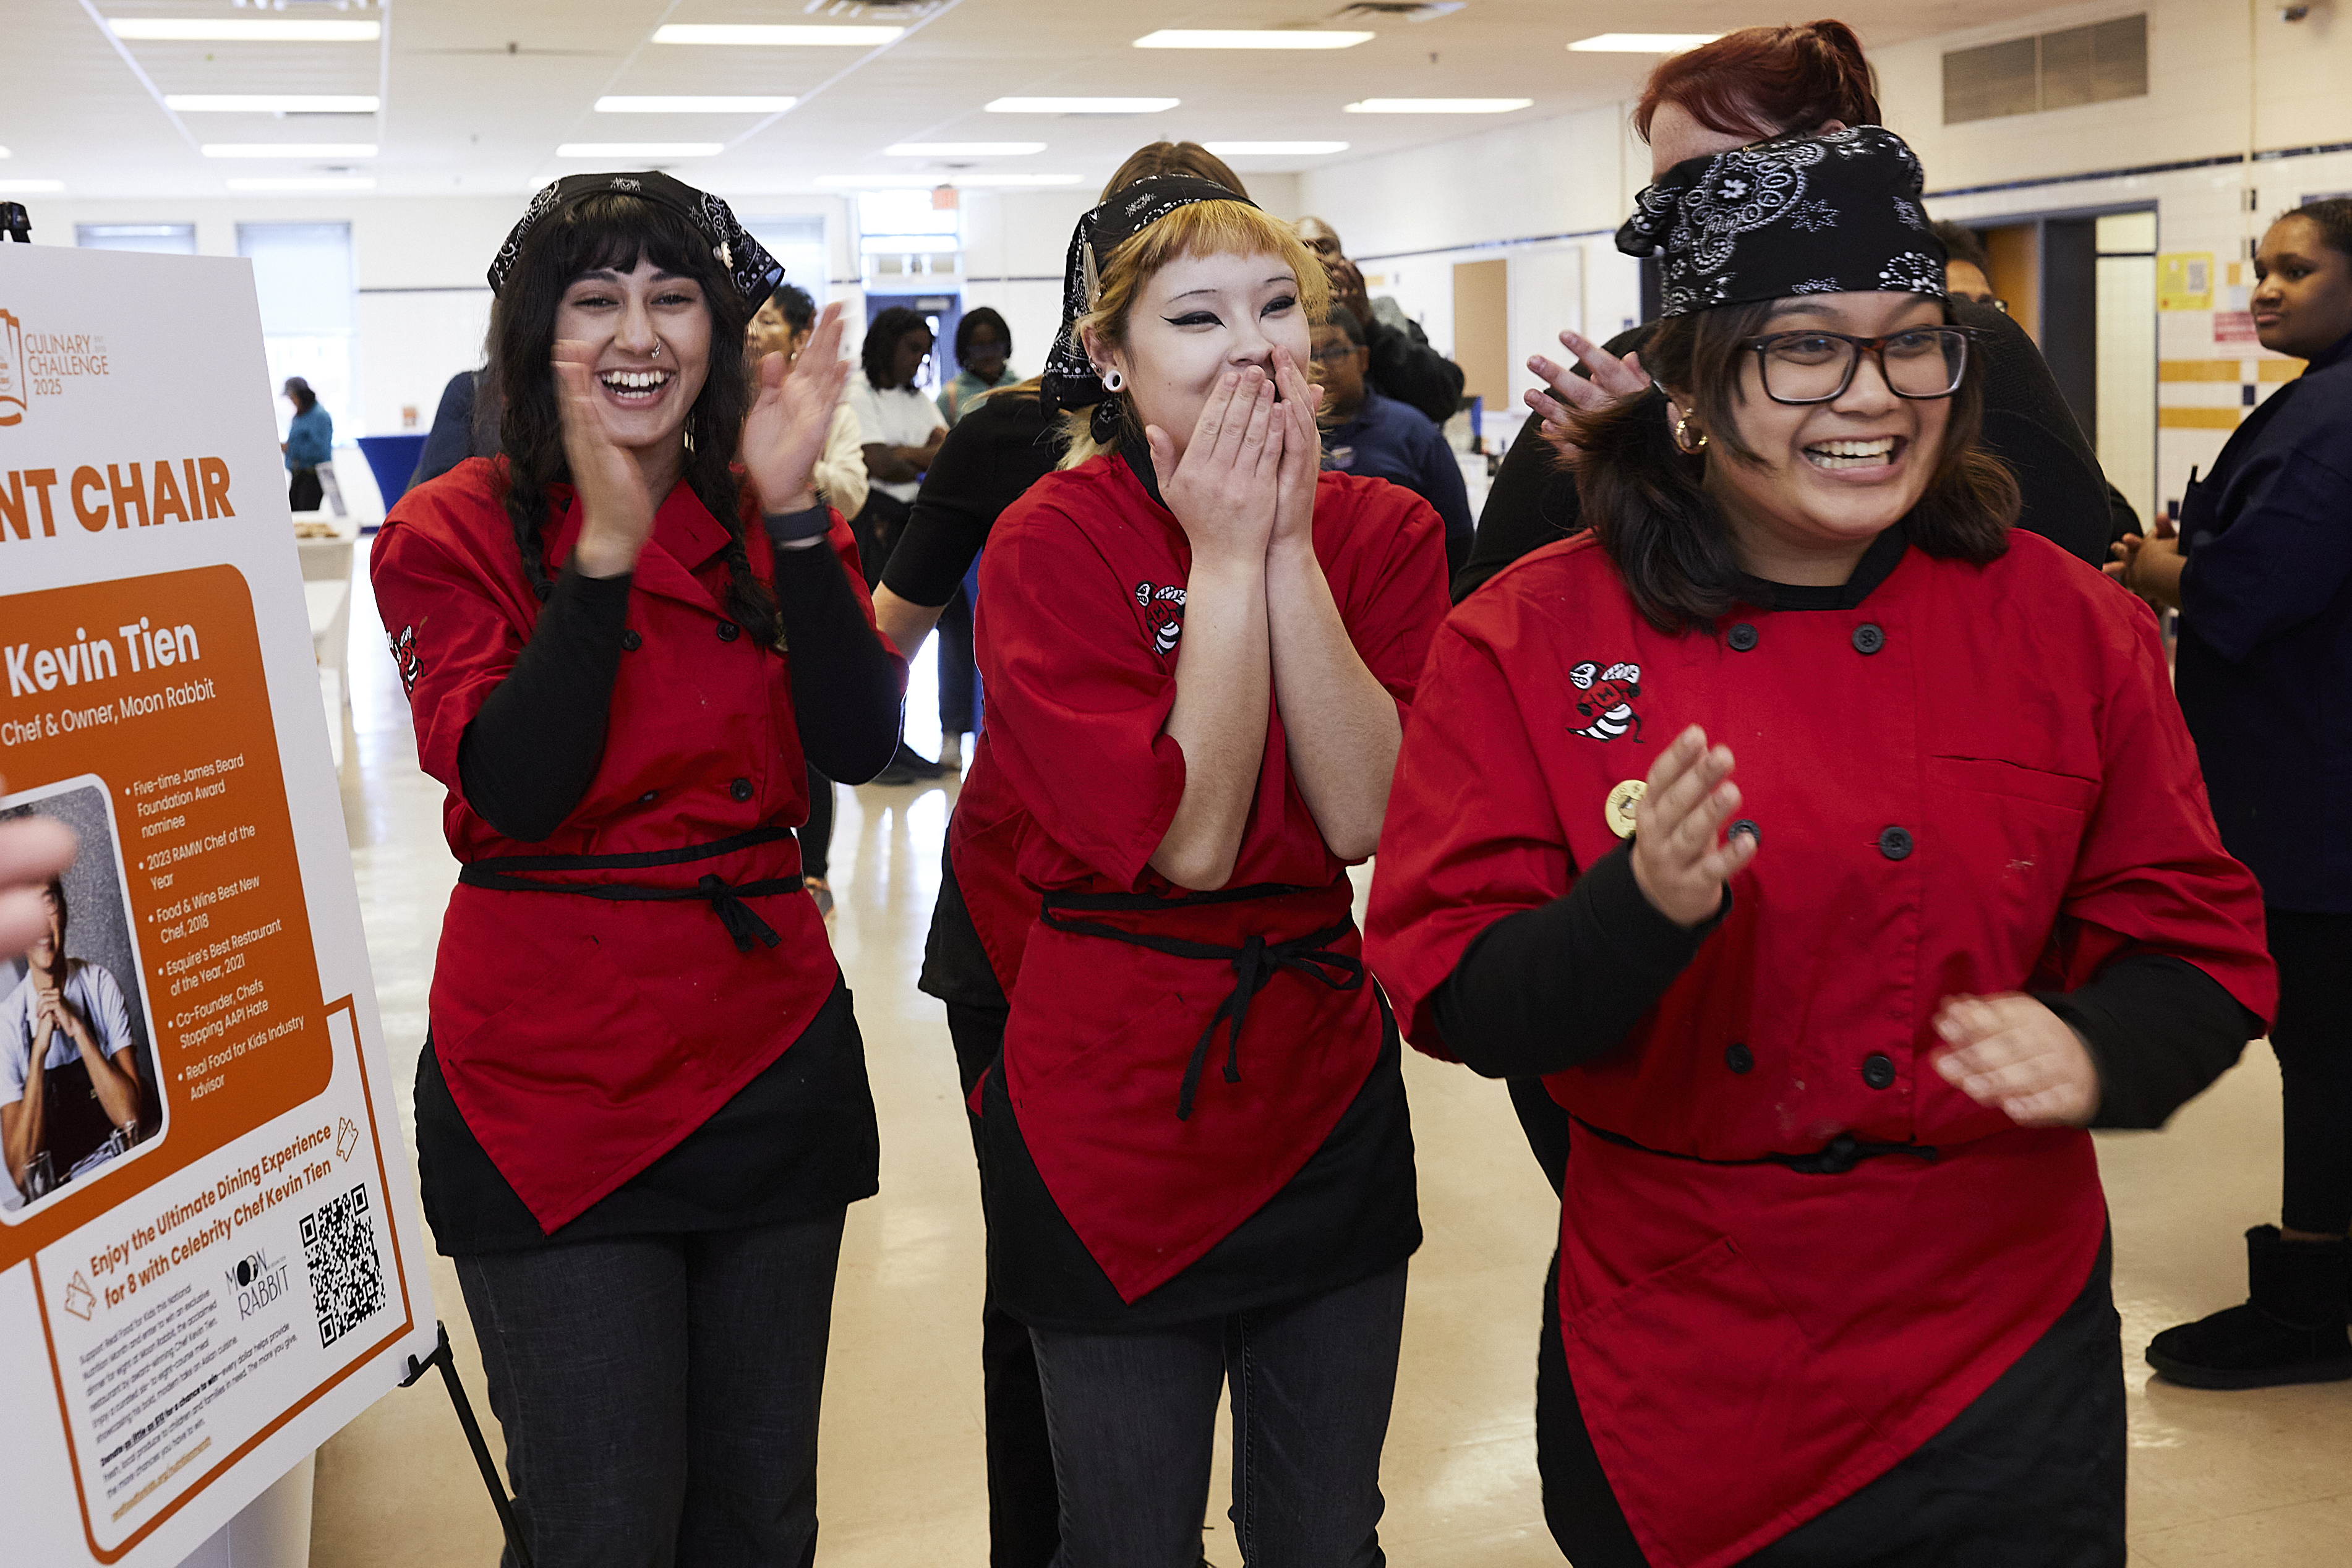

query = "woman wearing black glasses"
[{"left": 1367, "top": 129, "right": 2273, "bottom": 1567}]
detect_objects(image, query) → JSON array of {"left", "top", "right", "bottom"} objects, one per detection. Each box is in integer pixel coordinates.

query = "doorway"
[
  {"left": 1972, "top": 206, "right": 2157, "bottom": 519},
  {"left": 863, "top": 292, "right": 960, "bottom": 399}
]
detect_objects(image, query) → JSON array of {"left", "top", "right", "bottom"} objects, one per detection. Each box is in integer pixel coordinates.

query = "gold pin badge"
[{"left": 1604, "top": 779, "right": 1646, "bottom": 838}]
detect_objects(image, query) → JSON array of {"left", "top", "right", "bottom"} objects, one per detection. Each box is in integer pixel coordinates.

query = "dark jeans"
[
  {"left": 938, "top": 586, "right": 978, "bottom": 738},
  {"left": 1539, "top": 1233, "right": 2124, "bottom": 1567},
  {"left": 1030, "top": 1261, "right": 1408, "bottom": 1568},
  {"left": 947, "top": 1000, "right": 1059, "bottom": 1568},
  {"left": 289, "top": 467, "right": 323, "bottom": 512},
  {"left": 455, "top": 1211, "right": 847, "bottom": 1568},
  {"left": 2270, "top": 908, "right": 2352, "bottom": 1234},
  {"left": 802, "top": 764, "right": 834, "bottom": 882}
]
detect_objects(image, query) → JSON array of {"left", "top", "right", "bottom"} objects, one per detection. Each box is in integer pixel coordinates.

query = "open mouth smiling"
[
  {"left": 1803, "top": 435, "right": 1904, "bottom": 472},
  {"left": 599, "top": 367, "right": 674, "bottom": 404}
]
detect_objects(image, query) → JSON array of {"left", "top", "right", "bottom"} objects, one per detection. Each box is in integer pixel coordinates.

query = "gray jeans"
[
  {"left": 1030, "top": 1261, "right": 1408, "bottom": 1568},
  {"left": 455, "top": 1211, "right": 846, "bottom": 1568}
]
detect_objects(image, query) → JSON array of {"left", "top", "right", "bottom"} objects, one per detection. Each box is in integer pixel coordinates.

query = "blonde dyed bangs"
[{"left": 1059, "top": 200, "right": 1330, "bottom": 466}]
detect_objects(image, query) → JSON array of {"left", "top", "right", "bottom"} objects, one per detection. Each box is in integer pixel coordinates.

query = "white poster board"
[{"left": 0, "top": 243, "right": 433, "bottom": 1566}]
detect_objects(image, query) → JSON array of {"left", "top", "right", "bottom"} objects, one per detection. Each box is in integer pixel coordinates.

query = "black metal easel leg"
[{"left": 403, "top": 1319, "right": 536, "bottom": 1568}]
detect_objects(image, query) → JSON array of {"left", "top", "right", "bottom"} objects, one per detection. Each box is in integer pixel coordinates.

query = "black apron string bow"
[
  {"left": 457, "top": 825, "right": 803, "bottom": 954},
  {"left": 1568, "top": 1115, "right": 1938, "bottom": 1176},
  {"left": 1041, "top": 884, "right": 1362, "bottom": 1121}
]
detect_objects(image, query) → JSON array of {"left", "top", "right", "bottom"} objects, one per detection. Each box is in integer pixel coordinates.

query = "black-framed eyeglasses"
[{"left": 1742, "top": 326, "right": 1980, "bottom": 405}]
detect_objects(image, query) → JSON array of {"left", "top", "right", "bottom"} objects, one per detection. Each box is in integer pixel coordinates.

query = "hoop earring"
[
  {"left": 1674, "top": 416, "right": 1708, "bottom": 454},
  {"left": 1101, "top": 367, "right": 1125, "bottom": 393}
]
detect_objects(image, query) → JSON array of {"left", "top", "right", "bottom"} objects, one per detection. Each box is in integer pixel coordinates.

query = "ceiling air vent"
[
  {"left": 1335, "top": 3, "right": 1466, "bottom": 20},
  {"left": 1944, "top": 14, "right": 2147, "bottom": 125}
]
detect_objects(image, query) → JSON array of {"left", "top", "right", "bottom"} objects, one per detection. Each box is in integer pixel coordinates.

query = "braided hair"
[{"left": 483, "top": 192, "right": 777, "bottom": 642}]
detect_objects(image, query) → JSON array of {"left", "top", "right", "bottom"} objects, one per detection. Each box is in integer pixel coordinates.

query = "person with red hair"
[{"left": 1464, "top": 20, "right": 2116, "bottom": 600}]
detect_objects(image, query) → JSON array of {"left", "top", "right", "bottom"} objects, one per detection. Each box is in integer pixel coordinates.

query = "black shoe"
[
  {"left": 891, "top": 741, "right": 952, "bottom": 778},
  {"left": 2146, "top": 1226, "right": 2352, "bottom": 1390},
  {"left": 868, "top": 757, "right": 923, "bottom": 786}
]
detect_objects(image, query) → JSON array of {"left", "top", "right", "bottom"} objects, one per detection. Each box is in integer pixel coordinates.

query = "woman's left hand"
[
  {"left": 1268, "top": 347, "right": 1325, "bottom": 553},
  {"left": 1931, "top": 993, "right": 2101, "bottom": 1127},
  {"left": 743, "top": 302, "right": 853, "bottom": 514}
]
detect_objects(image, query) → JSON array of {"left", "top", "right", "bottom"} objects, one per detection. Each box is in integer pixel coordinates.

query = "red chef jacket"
[
  {"left": 373, "top": 458, "right": 894, "bottom": 1233},
  {"left": 970, "top": 454, "right": 1448, "bottom": 1306},
  {"left": 1366, "top": 528, "right": 2274, "bottom": 1568}
]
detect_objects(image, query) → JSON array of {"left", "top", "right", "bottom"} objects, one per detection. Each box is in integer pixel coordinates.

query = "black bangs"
[{"left": 532, "top": 194, "right": 746, "bottom": 328}]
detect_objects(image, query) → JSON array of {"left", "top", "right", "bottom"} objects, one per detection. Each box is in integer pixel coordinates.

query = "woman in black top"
[{"left": 865, "top": 138, "right": 1253, "bottom": 1568}]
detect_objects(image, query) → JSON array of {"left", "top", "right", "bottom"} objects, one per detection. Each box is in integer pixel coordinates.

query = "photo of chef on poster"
[{"left": 1, "top": 777, "right": 166, "bottom": 1212}]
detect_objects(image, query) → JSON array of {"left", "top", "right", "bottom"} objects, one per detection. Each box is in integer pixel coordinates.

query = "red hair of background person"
[{"left": 1633, "top": 20, "right": 1881, "bottom": 142}]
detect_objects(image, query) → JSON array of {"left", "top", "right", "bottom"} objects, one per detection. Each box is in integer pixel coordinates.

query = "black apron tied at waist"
[
  {"left": 1569, "top": 1115, "right": 1938, "bottom": 1177},
  {"left": 458, "top": 824, "right": 806, "bottom": 954},
  {"left": 1040, "top": 881, "right": 1365, "bottom": 1121}
]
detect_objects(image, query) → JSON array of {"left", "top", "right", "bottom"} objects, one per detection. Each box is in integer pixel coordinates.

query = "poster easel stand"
[{"left": 401, "top": 1321, "right": 537, "bottom": 1568}]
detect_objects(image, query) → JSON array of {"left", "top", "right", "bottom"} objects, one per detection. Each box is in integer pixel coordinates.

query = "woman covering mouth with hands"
[
  {"left": 1366, "top": 129, "right": 2273, "bottom": 1567},
  {"left": 370, "top": 173, "right": 904, "bottom": 1568},
  {"left": 967, "top": 177, "right": 1450, "bottom": 1565}
]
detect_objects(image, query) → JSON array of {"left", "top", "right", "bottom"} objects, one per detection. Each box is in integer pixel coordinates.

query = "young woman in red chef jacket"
[
  {"left": 370, "top": 173, "right": 903, "bottom": 1568},
  {"left": 966, "top": 177, "right": 1449, "bottom": 1564},
  {"left": 1366, "top": 129, "right": 2276, "bottom": 1568}
]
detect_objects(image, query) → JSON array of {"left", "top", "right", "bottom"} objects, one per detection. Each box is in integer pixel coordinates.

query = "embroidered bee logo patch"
[
  {"left": 389, "top": 625, "right": 422, "bottom": 694},
  {"left": 1134, "top": 581, "right": 1186, "bottom": 657},
  {"left": 1568, "top": 660, "right": 1643, "bottom": 743}
]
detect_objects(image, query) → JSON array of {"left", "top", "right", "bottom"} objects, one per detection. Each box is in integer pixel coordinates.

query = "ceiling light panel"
[
  {"left": 226, "top": 177, "right": 375, "bottom": 192},
  {"left": 985, "top": 98, "right": 1179, "bottom": 114},
  {"left": 596, "top": 97, "right": 797, "bottom": 113},
  {"left": 886, "top": 143, "right": 1046, "bottom": 156},
  {"left": 818, "top": 173, "right": 1083, "bottom": 187},
  {"left": 555, "top": 143, "right": 725, "bottom": 158},
  {"left": 1202, "top": 142, "right": 1350, "bottom": 155},
  {"left": 1343, "top": 98, "right": 1532, "bottom": 113},
  {"left": 1568, "top": 34, "right": 1723, "bottom": 53},
  {"left": 1133, "top": 30, "right": 1374, "bottom": 49},
  {"left": 202, "top": 144, "right": 378, "bottom": 159},
  {"left": 108, "top": 19, "right": 382, "bottom": 43},
  {"left": 652, "top": 25, "right": 904, "bottom": 46},
  {"left": 166, "top": 96, "right": 382, "bottom": 114}
]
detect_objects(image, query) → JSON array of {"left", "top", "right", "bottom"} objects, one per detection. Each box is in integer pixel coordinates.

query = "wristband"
[{"left": 761, "top": 503, "right": 832, "bottom": 544}]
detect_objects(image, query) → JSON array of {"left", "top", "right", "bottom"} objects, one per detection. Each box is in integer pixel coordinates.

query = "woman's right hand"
[
  {"left": 1525, "top": 330, "right": 1649, "bottom": 453},
  {"left": 1630, "top": 725, "right": 1756, "bottom": 928},
  {"left": 553, "top": 339, "right": 657, "bottom": 579},
  {"left": 1147, "top": 367, "right": 1283, "bottom": 567}
]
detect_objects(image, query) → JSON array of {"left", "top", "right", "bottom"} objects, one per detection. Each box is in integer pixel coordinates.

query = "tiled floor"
[{"left": 309, "top": 540, "right": 2351, "bottom": 1567}]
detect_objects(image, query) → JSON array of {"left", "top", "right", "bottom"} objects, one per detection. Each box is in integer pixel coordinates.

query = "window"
[
  {"left": 857, "top": 189, "right": 960, "bottom": 283},
  {"left": 1944, "top": 15, "right": 2147, "bottom": 126},
  {"left": 76, "top": 224, "right": 197, "bottom": 254},
  {"left": 237, "top": 221, "right": 357, "bottom": 441}
]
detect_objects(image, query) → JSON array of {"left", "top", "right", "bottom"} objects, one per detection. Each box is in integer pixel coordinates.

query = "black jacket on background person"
[
  {"left": 1455, "top": 300, "right": 2129, "bottom": 602},
  {"left": 1367, "top": 312, "right": 1468, "bottom": 427}
]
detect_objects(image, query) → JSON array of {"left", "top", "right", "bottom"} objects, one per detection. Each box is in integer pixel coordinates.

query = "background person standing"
[
  {"left": 283, "top": 375, "right": 333, "bottom": 511},
  {"left": 1311, "top": 304, "right": 1474, "bottom": 575}
]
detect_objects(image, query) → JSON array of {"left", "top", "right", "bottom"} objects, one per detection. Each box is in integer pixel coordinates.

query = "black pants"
[
  {"left": 288, "top": 467, "right": 323, "bottom": 512},
  {"left": 938, "top": 586, "right": 978, "bottom": 739},
  {"left": 802, "top": 764, "right": 834, "bottom": 882},
  {"left": 947, "top": 1000, "right": 1059, "bottom": 1568},
  {"left": 455, "top": 1212, "right": 847, "bottom": 1568},
  {"left": 1538, "top": 1232, "right": 2124, "bottom": 1567},
  {"left": 2270, "top": 908, "right": 2352, "bottom": 1234}
]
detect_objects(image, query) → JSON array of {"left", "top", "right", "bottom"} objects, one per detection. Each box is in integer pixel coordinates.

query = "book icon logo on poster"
[{"left": 0, "top": 307, "right": 25, "bottom": 425}]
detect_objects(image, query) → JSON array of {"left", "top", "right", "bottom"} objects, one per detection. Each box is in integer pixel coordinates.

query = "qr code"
[{"left": 300, "top": 1183, "right": 387, "bottom": 1350}]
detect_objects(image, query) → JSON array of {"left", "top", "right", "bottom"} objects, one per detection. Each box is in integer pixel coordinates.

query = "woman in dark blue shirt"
[
  {"left": 2111, "top": 198, "right": 2352, "bottom": 1390},
  {"left": 281, "top": 375, "right": 334, "bottom": 511}
]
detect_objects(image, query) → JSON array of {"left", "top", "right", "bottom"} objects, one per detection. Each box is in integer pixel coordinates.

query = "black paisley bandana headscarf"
[
  {"left": 487, "top": 171, "right": 783, "bottom": 303},
  {"left": 1039, "top": 174, "right": 1256, "bottom": 442},
  {"left": 1617, "top": 126, "right": 1946, "bottom": 318}
]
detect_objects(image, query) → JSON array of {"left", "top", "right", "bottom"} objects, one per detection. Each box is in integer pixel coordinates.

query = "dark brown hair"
[
  {"left": 1635, "top": 20, "right": 1880, "bottom": 143},
  {"left": 1567, "top": 300, "right": 2019, "bottom": 633},
  {"left": 485, "top": 193, "right": 773, "bottom": 639},
  {"left": 1101, "top": 142, "right": 1247, "bottom": 201}
]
